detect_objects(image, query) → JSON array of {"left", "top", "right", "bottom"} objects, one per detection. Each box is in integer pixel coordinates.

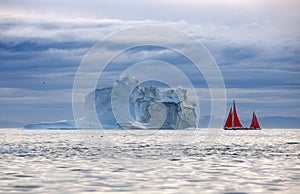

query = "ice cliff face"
[
  {"left": 25, "top": 76, "right": 197, "bottom": 129},
  {"left": 132, "top": 85, "right": 197, "bottom": 129}
]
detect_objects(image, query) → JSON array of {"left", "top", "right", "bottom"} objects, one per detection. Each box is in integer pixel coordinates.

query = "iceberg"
[
  {"left": 0, "top": 146, "right": 29, "bottom": 153},
  {"left": 25, "top": 75, "right": 197, "bottom": 129}
]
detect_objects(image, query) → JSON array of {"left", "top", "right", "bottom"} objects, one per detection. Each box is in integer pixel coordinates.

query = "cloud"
[
  {"left": 2, "top": 0, "right": 299, "bottom": 29},
  {"left": 0, "top": 3, "right": 299, "bottom": 125}
]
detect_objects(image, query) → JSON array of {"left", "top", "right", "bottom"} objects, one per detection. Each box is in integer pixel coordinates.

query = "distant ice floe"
[{"left": 24, "top": 120, "right": 75, "bottom": 129}]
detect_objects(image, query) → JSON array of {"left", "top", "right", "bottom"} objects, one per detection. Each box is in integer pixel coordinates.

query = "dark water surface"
[{"left": 0, "top": 128, "right": 299, "bottom": 193}]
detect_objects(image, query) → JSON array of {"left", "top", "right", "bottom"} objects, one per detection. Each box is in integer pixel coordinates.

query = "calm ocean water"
[{"left": 0, "top": 128, "right": 299, "bottom": 193}]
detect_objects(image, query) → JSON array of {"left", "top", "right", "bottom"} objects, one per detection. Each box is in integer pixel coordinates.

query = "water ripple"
[{"left": 0, "top": 129, "right": 299, "bottom": 193}]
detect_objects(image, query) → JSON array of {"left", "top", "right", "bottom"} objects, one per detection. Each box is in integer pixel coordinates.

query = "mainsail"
[
  {"left": 250, "top": 111, "right": 261, "bottom": 129},
  {"left": 233, "top": 100, "right": 243, "bottom": 128}
]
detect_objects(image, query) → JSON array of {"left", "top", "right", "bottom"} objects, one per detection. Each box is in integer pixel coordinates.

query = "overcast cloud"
[{"left": 0, "top": 0, "right": 299, "bottom": 127}]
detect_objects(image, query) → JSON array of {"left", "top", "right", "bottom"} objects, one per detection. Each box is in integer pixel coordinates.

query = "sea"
[{"left": 0, "top": 128, "right": 299, "bottom": 194}]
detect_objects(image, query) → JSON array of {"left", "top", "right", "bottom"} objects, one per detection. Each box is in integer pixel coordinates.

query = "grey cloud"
[{"left": 0, "top": 10, "right": 299, "bottom": 123}]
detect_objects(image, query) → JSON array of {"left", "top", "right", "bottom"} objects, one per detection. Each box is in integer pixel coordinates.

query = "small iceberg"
[{"left": 0, "top": 146, "right": 29, "bottom": 153}]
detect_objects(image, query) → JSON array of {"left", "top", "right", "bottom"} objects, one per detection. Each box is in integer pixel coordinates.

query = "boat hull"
[
  {"left": 247, "top": 128, "right": 261, "bottom": 130},
  {"left": 224, "top": 127, "right": 261, "bottom": 130}
]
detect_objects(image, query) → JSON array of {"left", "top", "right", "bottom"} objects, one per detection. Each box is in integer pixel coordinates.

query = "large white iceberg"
[{"left": 25, "top": 76, "right": 198, "bottom": 129}]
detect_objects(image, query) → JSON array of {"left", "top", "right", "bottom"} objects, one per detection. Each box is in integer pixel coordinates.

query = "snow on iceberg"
[{"left": 25, "top": 75, "right": 198, "bottom": 129}]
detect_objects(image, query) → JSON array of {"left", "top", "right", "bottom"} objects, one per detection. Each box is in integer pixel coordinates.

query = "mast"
[
  {"left": 224, "top": 107, "right": 233, "bottom": 128},
  {"left": 233, "top": 100, "right": 243, "bottom": 128}
]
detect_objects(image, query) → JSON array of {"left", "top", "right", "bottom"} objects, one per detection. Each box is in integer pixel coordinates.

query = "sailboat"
[
  {"left": 249, "top": 111, "right": 261, "bottom": 130},
  {"left": 224, "top": 100, "right": 261, "bottom": 130},
  {"left": 224, "top": 100, "right": 247, "bottom": 130}
]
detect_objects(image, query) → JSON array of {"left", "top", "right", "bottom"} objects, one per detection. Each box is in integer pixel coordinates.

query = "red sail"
[
  {"left": 250, "top": 112, "right": 261, "bottom": 129},
  {"left": 255, "top": 114, "right": 261, "bottom": 128},
  {"left": 233, "top": 100, "right": 243, "bottom": 128},
  {"left": 224, "top": 107, "right": 233, "bottom": 128}
]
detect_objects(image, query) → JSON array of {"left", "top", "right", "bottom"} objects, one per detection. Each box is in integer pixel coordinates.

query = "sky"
[{"left": 0, "top": 0, "right": 299, "bottom": 128}]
